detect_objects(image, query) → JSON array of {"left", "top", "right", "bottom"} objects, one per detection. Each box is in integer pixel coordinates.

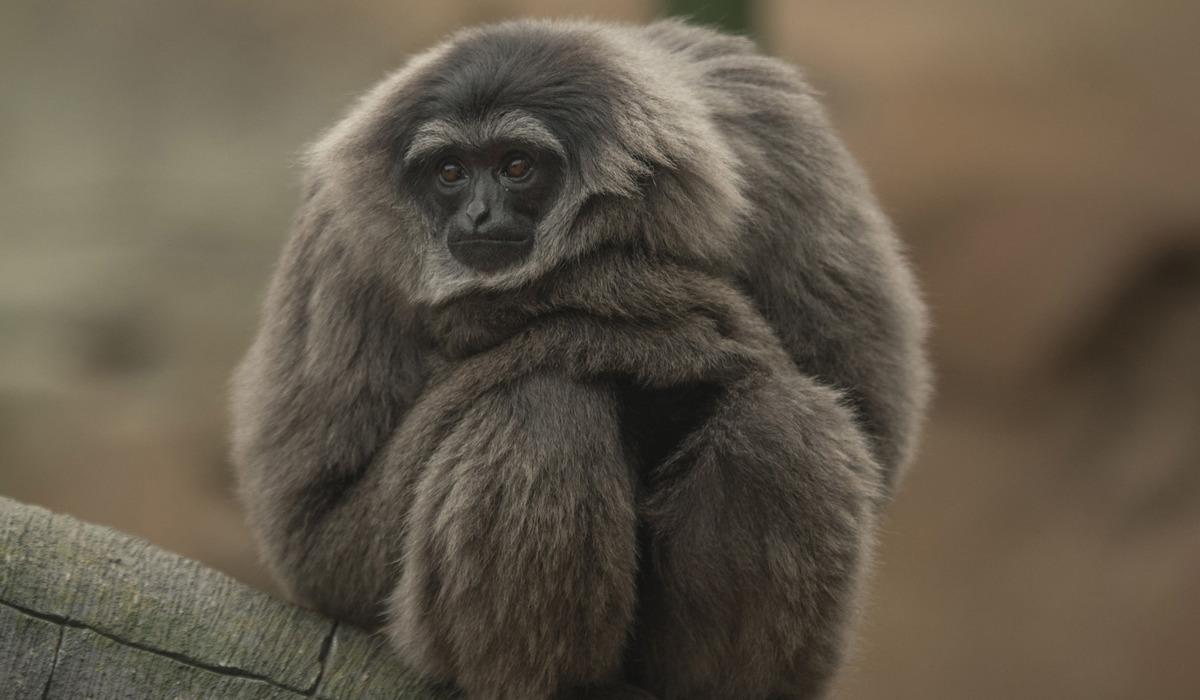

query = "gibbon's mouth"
[{"left": 448, "top": 236, "right": 533, "bottom": 272}]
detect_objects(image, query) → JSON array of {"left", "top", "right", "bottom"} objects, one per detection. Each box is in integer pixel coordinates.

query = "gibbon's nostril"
[{"left": 466, "top": 200, "right": 488, "bottom": 225}]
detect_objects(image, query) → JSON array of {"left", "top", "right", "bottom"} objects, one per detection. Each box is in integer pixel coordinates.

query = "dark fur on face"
[{"left": 231, "top": 19, "right": 930, "bottom": 700}]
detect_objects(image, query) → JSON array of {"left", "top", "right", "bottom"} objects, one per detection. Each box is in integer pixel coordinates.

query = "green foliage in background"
[{"left": 665, "top": 0, "right": 754, "bottom": 36}]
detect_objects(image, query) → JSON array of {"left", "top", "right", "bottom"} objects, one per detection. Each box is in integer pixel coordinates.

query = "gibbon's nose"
[{"left": 466, "top": 199, "right": 489, "bottom": 226}]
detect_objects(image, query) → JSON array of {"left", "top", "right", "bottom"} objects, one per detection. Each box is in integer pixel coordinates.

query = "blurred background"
[{"left": 1, "top": 1, "right": 1197, "bottom": 698}]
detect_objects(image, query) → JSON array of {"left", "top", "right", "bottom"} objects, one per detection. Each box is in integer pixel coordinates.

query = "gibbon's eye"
[
  {"left": 502, "top": 156, "right": 531, "bottom": 180},
  {"left": 439, "top": 161, "right": 465, "bottom": 184}
]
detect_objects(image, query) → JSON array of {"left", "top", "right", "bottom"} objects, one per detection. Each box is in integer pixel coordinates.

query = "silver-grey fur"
[{"left": 231, "top": 19, "right": 930, "bottom": 700}]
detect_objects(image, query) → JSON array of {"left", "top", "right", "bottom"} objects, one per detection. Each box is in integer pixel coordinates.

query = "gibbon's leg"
[
  {"left": 388, "top": 373, "right": 640, "bottom": 700},
  {"left": 633, "top": 370, "right": 883, "bottom": 700}
]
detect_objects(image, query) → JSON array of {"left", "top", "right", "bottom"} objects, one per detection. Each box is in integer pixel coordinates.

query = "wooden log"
[{"left": 0, "top": 495, "right": 454, "bottom": 699}]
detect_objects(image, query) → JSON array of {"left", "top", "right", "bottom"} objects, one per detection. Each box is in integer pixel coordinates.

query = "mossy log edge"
[{"left": 0, "top": 495, "right": 454, "bottom": 699}]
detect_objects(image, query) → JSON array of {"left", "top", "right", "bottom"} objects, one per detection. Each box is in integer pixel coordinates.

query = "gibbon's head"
[{"left": 302, "top": 20, "right": 748, "bottom": 304}]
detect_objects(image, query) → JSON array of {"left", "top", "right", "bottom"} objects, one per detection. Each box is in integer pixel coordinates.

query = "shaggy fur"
[{"left": 231, "top": 19, "right": 930, "bottom": 700}]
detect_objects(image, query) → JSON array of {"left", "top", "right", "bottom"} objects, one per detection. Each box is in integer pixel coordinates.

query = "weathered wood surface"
[{"left": 0, "top": 495, "right": 454, "bottom": 699}]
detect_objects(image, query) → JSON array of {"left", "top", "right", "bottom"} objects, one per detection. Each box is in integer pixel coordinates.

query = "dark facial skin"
[{"left": 430, "top": 144, "right": 559, "bottom": 273}]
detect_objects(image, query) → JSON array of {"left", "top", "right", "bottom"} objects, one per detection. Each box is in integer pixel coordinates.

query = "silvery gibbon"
[{"left": 232, "top": 18, "right": 929, "bottom": 700}]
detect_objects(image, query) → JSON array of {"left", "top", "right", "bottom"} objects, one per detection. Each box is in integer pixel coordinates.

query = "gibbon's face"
[{"left": 424, "top": 142, "right": 561, "bottom": 274}]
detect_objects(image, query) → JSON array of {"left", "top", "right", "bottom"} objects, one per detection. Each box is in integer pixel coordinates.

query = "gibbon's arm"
[{"left": 230, "top": 203, "right": 429, "bottom": 628}]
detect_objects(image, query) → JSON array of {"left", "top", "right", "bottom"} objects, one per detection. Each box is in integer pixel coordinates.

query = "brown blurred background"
[{"left": 2, "top": 1, "right": 1197, "bottom": 698}]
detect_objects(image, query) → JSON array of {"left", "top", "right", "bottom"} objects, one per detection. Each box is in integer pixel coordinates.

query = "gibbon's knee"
[
  {"left": 632, "top": 372, "right": 882, "bottom": 699},
  {"left": 390, "top": 374, "right": 640, "bottom": 699}
]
